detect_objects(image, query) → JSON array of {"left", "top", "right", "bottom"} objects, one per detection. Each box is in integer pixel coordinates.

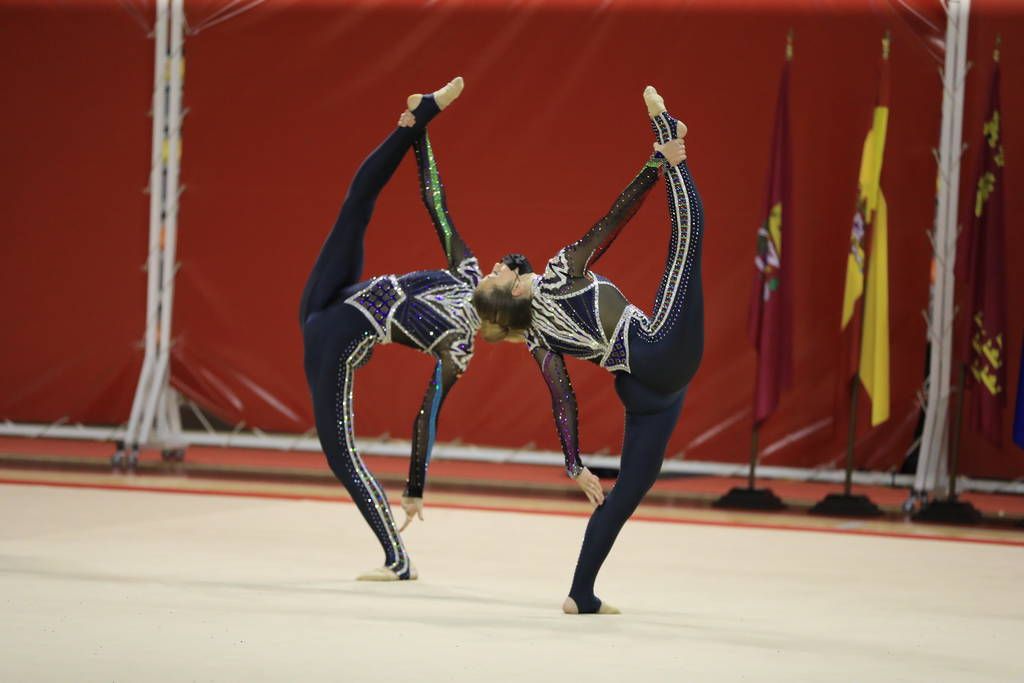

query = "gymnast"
[
  {"left": 473, "top": 86, "right": 703, "bottom": 613},
  {"left": 299, "top": 78, "right": 532, "bottom": 581}
]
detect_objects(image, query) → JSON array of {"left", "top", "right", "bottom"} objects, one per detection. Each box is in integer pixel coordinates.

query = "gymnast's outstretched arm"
[
  {"left": 560, "top": 157, "right": 662, "bottom": 278},
  {"left": 413, "top": 132, "right": 475, "bottom": 273}
]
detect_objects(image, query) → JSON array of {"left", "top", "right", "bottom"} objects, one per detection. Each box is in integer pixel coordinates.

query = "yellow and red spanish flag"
[
  {"left": 841, "top": 33, "right": 891, "bottom": 427},
  {"left": 960, "top": 41, "right": 1007, "bottom": 446},
  {"left": 748, "top": 34, "right": 794, "bottom": 425}
]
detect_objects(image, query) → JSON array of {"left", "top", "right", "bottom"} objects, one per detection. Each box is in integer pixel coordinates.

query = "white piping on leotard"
[
  {"left": 339, "top": 335, "right": 409, "bottom": 577},
  {"left": 645, "top": 112, "right": 693, "bottom": 339}
]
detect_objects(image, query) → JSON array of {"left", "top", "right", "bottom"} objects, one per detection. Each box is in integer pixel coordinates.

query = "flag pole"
[
  {"left": 948, "top": 362, "right": 968, "bottom": 500},
  {"left": 844, "top": 376, "right": 860, "bottom": 496},
  {"left": 811, "top": 32, "right": 891, "bottom": 518},
  {"left": 714, "top": 30, "right": 792, "bottom": 512},
  {"left": 915, "top": 308, "right": 981, "bottom": 524},
  {"left": 812, "top": 316, "right": 882, "bottom": 516},
  {"left": 749, "top": 425, "right": 759, "bottom": 489}
]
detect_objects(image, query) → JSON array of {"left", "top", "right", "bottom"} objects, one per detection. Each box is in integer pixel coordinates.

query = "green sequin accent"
[{"left": 423, "top": 135, "right": 453, "bottom": 258}]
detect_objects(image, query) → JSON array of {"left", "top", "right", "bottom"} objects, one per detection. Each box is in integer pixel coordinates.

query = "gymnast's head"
[{"left": 473, "top": 253, "right": 535, "bottom": 343}]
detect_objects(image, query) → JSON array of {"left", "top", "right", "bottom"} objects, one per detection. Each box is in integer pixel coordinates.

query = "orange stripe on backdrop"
[
  {"left": 2, "top": 477, "right": 1023, "bottom": 549},
  {"left": 6, "top": 435, "right": 1024, "bottom": 515}
]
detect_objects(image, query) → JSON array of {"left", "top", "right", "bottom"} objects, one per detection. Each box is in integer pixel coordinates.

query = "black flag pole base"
[
  {"left": 809, "top": 493, "right": 884, "bottom": 518},
  {"left": 913, "top": 497, "right": 982, "bottom": 525},
  {"left": 712, "top": 487, "right": 786, "bottom": 511}
]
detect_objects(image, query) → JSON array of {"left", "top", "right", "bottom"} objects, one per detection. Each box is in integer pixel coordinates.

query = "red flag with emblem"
[
  {"left": 748, "top": 47, "right": 794, "bottom": 425},
  {"left": 960, "top": 49, "right": 1008, "bottom": 446}
]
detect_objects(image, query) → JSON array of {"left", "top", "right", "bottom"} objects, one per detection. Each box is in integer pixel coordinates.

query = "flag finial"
[
  {"left": 994, "top": 34, "right": 1002, "bottom": 63},
  {"left": 882, "top": 30, "right": 892, "bottom": 60},
  {"left": 786, "top": 28, "right": 794, "bottom": 61}
]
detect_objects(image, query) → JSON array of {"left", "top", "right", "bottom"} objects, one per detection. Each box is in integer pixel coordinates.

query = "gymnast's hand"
[
  {"left": 574, "top": 467, "right": 605, "bottom": 508},
  {"left": 398, "top": 110, "right": 416, "bottom": 128},
  {"left": 654, "top": 138, "right": 686, "bottom": 166},
  {"left": 399, "top": 496, "right": 424, "bottom": 531}
]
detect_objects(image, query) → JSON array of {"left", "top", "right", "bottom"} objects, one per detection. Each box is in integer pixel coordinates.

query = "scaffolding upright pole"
[
  {"left": 915, "top": 0, "right": 972, "bottom": 501},
  {"left": 136, "top": 0, "right": 186, "bottom": 457},
  {"left": 115, "top": 0, "right": 170, "bottom": 468}
]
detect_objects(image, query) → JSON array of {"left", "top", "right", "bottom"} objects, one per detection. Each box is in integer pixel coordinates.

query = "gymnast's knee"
[{"left": 603, "top": 481, "right": 650, "bottom": 517}]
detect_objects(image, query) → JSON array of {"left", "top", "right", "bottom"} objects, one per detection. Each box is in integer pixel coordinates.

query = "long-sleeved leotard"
[
  {"left": 527, "top": 161, "right": 661, "bottom": 362},
  {"left": 524, "top": 161, "right": 660, "bottom": 477},
  {"left": 527, "top": 110, "right": 705, "bottom": 611},
  {"left": 300, "top": 95, "right": 480, "bottom": 577},
  {"left": 334, "top": 132, "right": 479, "bottom": 499}
]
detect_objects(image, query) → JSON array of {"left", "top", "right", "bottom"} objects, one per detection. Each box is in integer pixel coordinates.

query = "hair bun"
[{"left": 501, "top": 253, "right": 534, "bottom": 275}]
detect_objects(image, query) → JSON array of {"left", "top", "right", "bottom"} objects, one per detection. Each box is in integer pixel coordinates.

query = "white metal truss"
[
  {"left": 915, "top": 0, "right": 972, "bottom": 499},
  {"left": 114, "top": 0, "right": 187, "bottom": 468},
  {"left": 115, "top": 0, "right": 168, "bottom": 468}
]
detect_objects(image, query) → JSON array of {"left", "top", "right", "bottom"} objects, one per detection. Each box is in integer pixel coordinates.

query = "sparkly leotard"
[
  {"left": 527, "top": 110, "right": 705, "bottom": 612},
  {"left": 299, "top": 98, "right": 477, "bottom": 578}
]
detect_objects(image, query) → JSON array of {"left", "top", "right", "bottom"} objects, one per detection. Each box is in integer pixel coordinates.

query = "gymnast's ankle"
[
  {"left": 563, "top": 594, "right": 620, "bottom": 615},
  {"left": 406, "top": 76, "right": 464, "bottom": 117},
  {"left": 643, "top": 85, "right": 688, "bottom": 139}
]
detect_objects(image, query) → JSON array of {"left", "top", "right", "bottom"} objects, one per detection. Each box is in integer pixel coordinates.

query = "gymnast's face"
[{"left": 479, "top": 261, "right": 529, "bottom": 297}]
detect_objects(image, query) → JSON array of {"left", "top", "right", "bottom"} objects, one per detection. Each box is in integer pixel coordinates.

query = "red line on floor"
[{"left": 3, "top": 477, "right": 1023, "bottom": 549}]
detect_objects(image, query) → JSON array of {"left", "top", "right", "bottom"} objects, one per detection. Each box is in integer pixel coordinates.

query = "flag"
[
  {"left": 748, "top": 36, "right": 794, "bottom": 425},
  {"left": 840, "top": 34, "right": 891, "bottom": 426},
  {"left": 961, "top": 48, "right": 1008, "bottom": 446},
  {"left": 1014, "top": 336, "right": 1024, "bottom": 449}
]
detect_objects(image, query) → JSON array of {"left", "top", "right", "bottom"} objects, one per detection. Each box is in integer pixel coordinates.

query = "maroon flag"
[
  {"left": 748, "top": 47, "right": 794, "bottom": 425},
  {"left": 960, "top": 48, "right": 1007, "bottom": 445}
]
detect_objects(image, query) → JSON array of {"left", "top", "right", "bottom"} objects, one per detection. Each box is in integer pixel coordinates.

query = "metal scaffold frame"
[
  {"left": 914, "top": 0, "right": 972, "bottom": 500},
  {"left": 114, "top": 0, "right": 187, "bottom": 468}
]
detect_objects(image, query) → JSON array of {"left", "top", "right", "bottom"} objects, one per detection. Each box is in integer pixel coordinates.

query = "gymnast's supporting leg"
[
  {"left": 309, "top": 326, "right": 416, "bottom": 580},
  {"left": 564, "top": 88, "right": 704, "bottom": 613},
  {"left": 565, "top": 379, "right": 686, "bottom": 614},
  {"left": 300, "top": 79, "right": 464, "bottom": 580},
  {"left": 298, "top": 78, "right": 463, "bottom": 325}
]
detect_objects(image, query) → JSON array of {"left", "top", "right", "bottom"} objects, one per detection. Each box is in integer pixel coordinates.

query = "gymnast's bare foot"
[
  {"left": 562, "top": 596, "right": 621, "bottom": 615},
  {"left": 356, "top": 564, "right": 419, "bottom": 581},
  {"left": 407, "top": 76, "right": 464, "bottom": 113},
  {"left": 644, "top": 85, "right": 688, "bottom": 138},
  {"left": 643, "top": 85, "right": 666, "bottom": 117}
]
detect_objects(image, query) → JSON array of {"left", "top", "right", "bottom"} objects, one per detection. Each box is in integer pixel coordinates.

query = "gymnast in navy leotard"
[
  {"left": 473, "top": 87, "right": 703, "bottom": 612},
  {"left": 299, "top": 79, "right": 530, "bottom": 581}
]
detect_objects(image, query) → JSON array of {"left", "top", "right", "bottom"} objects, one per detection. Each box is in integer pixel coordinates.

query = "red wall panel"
[
  {"left": 4, "top": 1, "right": 1021, "bottom": 480},
  {"left": 0, "top": 3, "right": 152, "bottom": 424}
]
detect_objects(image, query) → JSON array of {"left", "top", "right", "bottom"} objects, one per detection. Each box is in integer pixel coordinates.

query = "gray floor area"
[{"left": 1, "top": 484, "right": 1021, "bottom": 682}]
